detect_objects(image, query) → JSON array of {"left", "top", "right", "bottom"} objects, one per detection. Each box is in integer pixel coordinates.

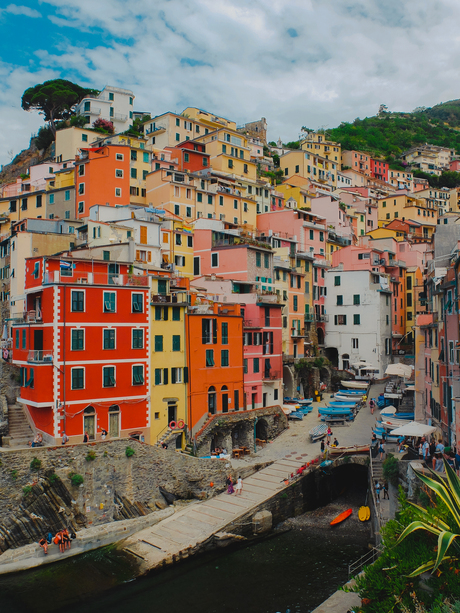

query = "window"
[
  {"left": 115, "top": 188, "right": 121, "bottom": 197},
  {"left": 334, "top": 315, "right": 347, "bottom": 325},
  {"left": 103, "top": 366, "right": 116, "bottom": 387},
  {"left": 103, "top": 292, "right": 116, "bottom": 312},
  {"left": 103, "top": 329, "right": 115, "bottom": 349},
  {"left": 256, "top": 252, "right": 261, "bottom": 267},
  {"left": 10, "top": 200, "right": 17, "bottom": 212},
  {"left": 71, "top": 290, "right": 84, "bottom": 312},
  {"left": 353, "top": 314, "right": 361, "bottom": 325},
  {"left": 172, "top": 335, "right": 181, "bottom": 351},
  {"left": 71, "top": 368, "right": 84, "bottom": 390},
  {"left": 115, "top": 169, "right": 123, "bottom": 178},
  {"left": 202, "top": 318, "right": 217, "bottom": 344},
  {"left": 71, "top": 329, "right": 84, "bottom": 351},
  {"left": 334, "top": 276, "right": 341, "bottom": 286},
  {"left": 131, "top": 168, "right": 137, "bottom": 179},
  {"left": 82, "top": 134, "right": 88, "bottom": 142},
  {"left": 293, "top": 295, "right": 298, "bottom": 311},
  {"left": 116, "top": 153, "right": 124, "bottom": 161},
  {"left": 171, "top": 368, "right": 182, "bottom": 384},
  {"left": 78, "top": 201, "right": 84, "bottom": 213},
  {"left": 36, "top": 195, "right": 42, "bottom": 208},
  {"left": 154, "top": 335, "right": 163, "bottom": 352},
  {"left": 132, "top": 365, "right": 144, "bottom": 385},
  {"left": 253, "top": 358, "right": 260, "bottom": 373},
  {"left": 132, "top": 329, "right": 143, "bottom": 349},
  {"left": 132, "top": 293, "right": 143, "bottom": 313},
  {"left": 352, "top": 338, "right": 359, "bottom": 349},
  {"left": 197, "top": 192, "right": 202, "bottom": 202},
  {"left": 243, "top": 359, "right": 248, "bottom": 374},
  {"left": 187, "top": 235, "right": 193, "bottom": 248},
  {"left": 221, "top": 350, "right": 229, "bottom": 367},
  {"left": 174, "top": 204, "right": 180, "bottom": 216},
  {"left": 336, "top": 295, "right": 343, "bottom": 306},
  {"left": 228, "top": 159, "right": 233, "bottom": 169},
  {"left": 211, "top": 253, "right": 218, "bottom": 268},
  {"left": 206, "top": 349, "right": 215, "bottom": 366},
  {"left": 221, "top": 322, "right": 228, "bottom": 344},
  {"left": 353, "top": 294, "right": 360, "bottom": 305},
  {"left": 172, "top": 306, "right": 180, "bottom": 321}
]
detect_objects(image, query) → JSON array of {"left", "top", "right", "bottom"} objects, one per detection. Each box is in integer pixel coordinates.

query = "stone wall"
[
  {"left": 195, "top": 405, "right": 288, "bottom": 457},
  {"left": 0, "top": 438, "right": 264, "bottom": 552}
]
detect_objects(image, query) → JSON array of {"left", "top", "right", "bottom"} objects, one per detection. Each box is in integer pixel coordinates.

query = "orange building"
[
  {"left": 186, "top": 298, "right": 244, "bottom": 432},
  {"left": 75, "top": 145, "right": 130, "bottom": 218}
]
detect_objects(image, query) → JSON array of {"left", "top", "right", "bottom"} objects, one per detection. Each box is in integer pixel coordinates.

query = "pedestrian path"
[{"left": 121, "top": 453, "right": 308, "bottom": 570}]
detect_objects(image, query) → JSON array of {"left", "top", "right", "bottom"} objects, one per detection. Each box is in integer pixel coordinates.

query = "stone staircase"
[{"left": 6, "top": 404, "right": 34, "bottom": 446}]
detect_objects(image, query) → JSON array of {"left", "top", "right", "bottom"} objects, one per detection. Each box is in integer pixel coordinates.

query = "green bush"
[
  {"left": 383, "top": 453, "right": 399, "bottom": 486},
  {"left": 125, "top": 446, "right": 135, "bottom": 458},
  {"left": 11, "top": 470, "right": 18, "bottom": 480},
  {"left": 85, "top": 450, "right": 96, "bottom": 462},
  {"left": 48, "top": 473, "right": 60, "bottom": 484},
  {"left": 22, "top": 486, "right": 32, "bottom": 496},
  {"left": 68, "top": 472, "right": 84, "bottom": 487},
  {"left": 30, "top": 457, "right": 42, "bottom": 471}
]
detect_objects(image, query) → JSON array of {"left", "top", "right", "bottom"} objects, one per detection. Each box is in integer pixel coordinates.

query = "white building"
[
  {"left": 75, "top": 86, "right": 135, "bottom": 133},
  {"left": 324, "top": 268, "right": 392, "bottom": 377}
]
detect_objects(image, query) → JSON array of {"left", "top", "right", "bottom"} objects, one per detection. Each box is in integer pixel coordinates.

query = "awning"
[
  {"left": 385, "top": 363, "right": 413, "bottom": 378},
  {"left": 389, "top": 421, "right": 437, "bottom": 437}
]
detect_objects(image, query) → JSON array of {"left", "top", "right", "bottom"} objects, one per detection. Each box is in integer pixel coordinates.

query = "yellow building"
[
  {"left": 55, "top": 127, "right": 100, "bottom": 163},
  {"left": 280, "top": 150, "right": 338, "bottom": 189},
  {"left": 194, "top": 128, "right": 257, "bottom": 182},
  {"left": 182, "top": 107, "right": 237, "bottom": 131},
  {"left": 150, "top": 276, "right": 188, "bottom": 447},
  {"left": 143, "top": 111, "right": 210, "bottom": 150},
  {"left": 276, "top": 177, "right": 312, "bottom": 209},
  {"left": 301, "top": 132, "right": 341, "bottom": 163},
  {"left": 377, "top": 193, "right": 437, "bottom": 238},
  {"left": 160, "top": 216, "right": 195, "bottom": 277}
]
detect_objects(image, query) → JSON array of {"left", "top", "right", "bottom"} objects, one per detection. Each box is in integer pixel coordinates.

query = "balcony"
[
  {"left": 44, "top": 271, "right": 149, "bottom": 287},
  {"left": 316, "top": 314, "right": 329, "bottom": 322},
  {"left": 256, "top": 291, "right": 279, "bottom": 304},
  {"left": 304, "top": 313, "right": 315, "bottom": 323},
  {"left": 291, "top": 328, "right": 308, "bottom": 338},
  {"left": 244, "top": 319, "right": 262, "bottom": 329},
  {"left": 27, "top": 350, "right": 53, "bottom": 363},
  {"left": 263, "top": 370, "right": 281, "bottom": 381}
]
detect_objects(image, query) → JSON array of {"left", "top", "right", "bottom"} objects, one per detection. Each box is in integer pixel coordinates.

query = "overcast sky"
[{"left": 1, "top": 0, "right": 460, "bottom": 167}]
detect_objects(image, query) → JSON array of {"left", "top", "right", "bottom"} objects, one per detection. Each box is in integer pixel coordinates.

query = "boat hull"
[
  {"left": 330, "top": 508, "right": 353, "bottom": 526},
  {"left": 342, "top": 381, "right": 369, "bottom": 390}
]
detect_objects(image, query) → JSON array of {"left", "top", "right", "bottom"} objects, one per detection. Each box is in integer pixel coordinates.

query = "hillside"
[{"left": 325, "top": 99, "right": 460, "bottom": 159}]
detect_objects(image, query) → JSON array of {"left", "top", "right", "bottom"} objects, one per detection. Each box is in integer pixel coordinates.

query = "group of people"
[
  {"left": 226, "top": 475, "right": 243, "bottom": 495},
  {"left": 38, "top": 528, "right": 75, "bottom": 555},
  {"left": 374, "top": 480, "right": 389, "bottom": 502},
  {"left": 414, "top": 436, "right": 459, "bottom": 473},
  {"left": 28, "top": 433, "right": 43, "bottom": 448}
]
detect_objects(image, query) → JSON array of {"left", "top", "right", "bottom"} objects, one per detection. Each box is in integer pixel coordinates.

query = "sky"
[{"left": 1, "top": 0, "right": 460, "bottom": 166}]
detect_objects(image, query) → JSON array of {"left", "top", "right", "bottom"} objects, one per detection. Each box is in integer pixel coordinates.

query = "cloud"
[
  {"left": 3, "top": 4, "right": 41, "bottom": 18},
  {"left": 2, "top": 0, "right": 460, "bottom": 165}
]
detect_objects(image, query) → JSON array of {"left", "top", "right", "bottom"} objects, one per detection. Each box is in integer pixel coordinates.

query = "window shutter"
[
  {"left": 155, "top": 368, "right": 161, "bottom": 385},
  {"left": 270, "top": 331, "right": 274, "bottom": 354},
  {"left": 136, "top": 250, "right": 140, "bottom": 260},
  {"left": 171, "top": 368, "right": 176, "bottom": 384},
  {"left": 163, "top": 368, "right": 168, "bottom": 385},
  {"left": 147, "top": 251, "right": 152, "bottom": 262},
  {"left": 164, "top": 307, "right": 168, "bottom": 321},
  {"left": 184, "top": 367, "right": 188, "bottom": 383},
  {"left": 213, "top": 319, "right": 217, "bottom": 344},
  {"left": 202, "top": 319, "right": 207, "bottom": 343}
]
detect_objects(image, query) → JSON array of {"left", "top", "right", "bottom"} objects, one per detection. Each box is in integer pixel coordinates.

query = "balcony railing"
[
  {"left": 291, "top": 328, "right": 308, "bottom": 337},
  {"left": 27, "top": 350, "right": 53, "bottom": 363},
  {"left": 44, "top": 272, "right": 149, "bottom": 286},
  {"left": 316, "top": 314, "right": 329, "bottom": 322},
  {"left": 304, "top": 313, "right": 315, "bottom": 323},
  {"left": 243, "top": 319, "right": 262, "bottom": 329},
  {"left": 263, "top": 370, "right": 281, "bottom": 380}
]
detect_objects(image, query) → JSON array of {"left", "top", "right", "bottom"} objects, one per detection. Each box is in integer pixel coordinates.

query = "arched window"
[
  {"left": 83, "top": 406, "right": 96, "bottom": 440},
  {"left": 108, "top": 404, "right": 120, "bottom": 438},
  {"left": 208, "top": 386, "right": 216, "bottom": 414},
  {"left": 342, "top": 353, "right": 350, "bottom": 371}
]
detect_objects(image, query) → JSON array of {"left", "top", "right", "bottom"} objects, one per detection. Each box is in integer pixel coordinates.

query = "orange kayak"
[{"left": 330, "top": 508, "right": 352, "bottom": 526}]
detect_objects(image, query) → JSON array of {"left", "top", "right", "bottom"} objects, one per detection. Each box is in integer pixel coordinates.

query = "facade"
[
  {"left": 75, "top": 86, "right": 135, "bottom": 134},
  {"left": 11, "top": 256, "right": 150, "bottom": 445}
]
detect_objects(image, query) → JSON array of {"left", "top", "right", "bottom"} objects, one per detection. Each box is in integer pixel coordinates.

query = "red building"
[
  {"left": 242, "top": 302, "right": 283, "bottom": 409},
  {"left": 11, "top": 255, "right": 150, "bottom": 445},
  {"left": 186, "top": 298, "right": 244, "bottom": 432},
  {"left": 370, "top": 158, "right": 389, "bottom": 182},
  {"left": 174, "top": 141, "right": 210, "bottom": 173}
]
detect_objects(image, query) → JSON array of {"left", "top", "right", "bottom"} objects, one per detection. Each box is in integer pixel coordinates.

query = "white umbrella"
[
  {"left": 385, "top": 363, "right": 413, "bottom": 378},
  {"left": 1, "top": 324, "right": 7, "bottom": 341},
  {"left": 389, "top": 421, "right": 436, "bottom": 437}
]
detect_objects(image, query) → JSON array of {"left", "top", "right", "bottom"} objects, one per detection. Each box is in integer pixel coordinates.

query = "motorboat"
[
  {"left": 337, "top": 389, "right": 367, "bottom": 396},
  {"left": 328, "top": 444, "right": 370, "bottom": 457},
  {"left": 309, "top": 424, "right": 327, "bottom": 442}
]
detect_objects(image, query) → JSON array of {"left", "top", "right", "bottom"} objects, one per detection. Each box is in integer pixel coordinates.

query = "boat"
[
  {"left": 309, "top": 424, "right": 327, "bottom": 442},
  {"left": 318, "top": 407, "right": 353, "bottom": 416},
  {"left": 296, "top": 398, "right": 313, "bottom": 406},
  {"left": 288, "top": 411, "right": 304, "bottom": 421},
  {"left": 328, "top": 444, "right": 370, "bottom": 457},
  {"left": 334, "top": 394, "right": 365, "bottom": 403},
  {"left": 338, "top": 389, "right": 367, "bottom": 396},
  {"left": 327, "top": 401, "right": 359, "bottom": 408},
  {"left": 342, "top": 381, "right": 369, "bottom": 390},
  {"left": 330, "top": 508, "right": 352, "bottom": 526},
  {"left": 358, "top": 506, "right": 371, "bottom": 521}
]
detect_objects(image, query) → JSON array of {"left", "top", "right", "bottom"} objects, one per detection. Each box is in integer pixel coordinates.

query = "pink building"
[{"left": 309, "top": 195, "right": 354, "bottom": 239}]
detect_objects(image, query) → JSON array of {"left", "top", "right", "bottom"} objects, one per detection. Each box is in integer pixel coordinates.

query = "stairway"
[{"left": 7, "top": 404, "right": 34, "bottom": 446}]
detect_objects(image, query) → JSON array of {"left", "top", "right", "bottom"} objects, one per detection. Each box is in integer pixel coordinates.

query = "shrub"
[
  {"left": 68, "top": 472, "right": 84, "bottom": 487},
  {"left": 93, "top": 118, "right": 114, "bottom": 134},
  {"left": 11, "top": 470, "right": 18, "bottom": 480},
  {"left": 30, "top": 457, "right": 42, "bottom": 471},
  {"left": 48, "top": 473, "right": 60, "bottom": 484},
  {"left": 125, "top": 446, "right": 135, "bottom": 458},
  {"left": 85, "top": 450, "right": 96, "bottom": 462},
  {"left": 383, "top": 453, "right": 399, "bottom": 486},
  {"left": 22, "top": 486, "right": 32, "bottom": 496}
]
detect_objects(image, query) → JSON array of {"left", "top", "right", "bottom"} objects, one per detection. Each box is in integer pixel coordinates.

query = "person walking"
[
  {"left": 226, "top": 475, "right": 234, "bottom": 494},
  {"left": 421, "top": 437, "right": 430, "bottom": 463},
  {"left": 375, "top": 481, "right": 381, "bottom": 502},
  {"left": 379, "top": 440, "right": 385, "bottom": 461},
  {"left": 234, "top": 476, "right": 243, "bottom": 496},
  {"left": 383, "top": 482, "right": 389, "bottom": 499},
  {"left": 369, "top": 399, "right": 375, "bottom": 415}
]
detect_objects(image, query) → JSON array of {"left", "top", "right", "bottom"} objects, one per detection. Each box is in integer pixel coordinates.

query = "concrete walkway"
[{"left": 121, "top": 453, "right": 308, "bottom": 570}]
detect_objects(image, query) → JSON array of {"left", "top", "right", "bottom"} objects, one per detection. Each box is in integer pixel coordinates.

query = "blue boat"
[
  {"left": 288, "top": 411, "right": 304, "bottom": 421},
  {"left": 319, "top": 408, "right": 353, "bottom": 417},
  {"left": 338, "top": 389, "right": 367, "bottom": 396},
  {"left": 297, "top": 398, "right": 313, "bottom": 406},
  {"left": 327, "top": 401, "right": 358, "bottom": 408}
]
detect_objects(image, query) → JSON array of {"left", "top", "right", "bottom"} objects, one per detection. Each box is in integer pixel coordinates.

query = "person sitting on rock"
[{"left": 38, "top": 537, "right": 48, "bottom": 555}]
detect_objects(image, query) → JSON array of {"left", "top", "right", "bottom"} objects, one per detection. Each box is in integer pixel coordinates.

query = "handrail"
[
  {"left": 156, "top": 424, "right": 170, "bottom": 443},
  {"left": 348, "top": 546, "right": 382, "bottom": 578}
]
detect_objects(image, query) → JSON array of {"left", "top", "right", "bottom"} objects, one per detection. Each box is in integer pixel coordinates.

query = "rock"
[
  {"left": 252, "top": 510, "right": 272, "bottom": 534},
  {"left": 155, "top": 501, "right": 167, "bottom": 510}
]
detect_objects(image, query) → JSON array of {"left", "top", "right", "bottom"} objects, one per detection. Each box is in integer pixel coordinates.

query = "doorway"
[
  {"left": 263, "top": 392, "right": 267, "bottom": 408},
  {"left": 168, "top": 403, "right": 177, "bottom": 425},
  {"left": 83, "top": 406, "right": 95, "bottom": 440},
  {"left": 222, "top": 386, "right": 228, "bottom": 413},
  {"left": 251, "top": 393, "right": 256, "bottom": 410},
  {"left": 109, "top": 405, "right": 119, "bottom": 437}
]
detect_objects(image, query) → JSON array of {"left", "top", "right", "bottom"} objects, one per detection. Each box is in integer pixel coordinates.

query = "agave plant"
[{"left": 395, "top": 458, "right": 460, "bottom": 576}]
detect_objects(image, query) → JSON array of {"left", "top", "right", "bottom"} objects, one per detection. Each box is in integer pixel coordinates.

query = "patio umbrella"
[
  {"left": 389, "top": 421, "right": 436, "bottom": 437},
  {"left": 385, "top": 363, "right": 412, "bottom": 378}
]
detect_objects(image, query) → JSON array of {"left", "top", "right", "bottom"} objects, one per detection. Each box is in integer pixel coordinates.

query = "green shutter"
[
  {"left": 172, "top": 335, "right": 181, "bottom": 351},
  {"left": 155, "top": 335, "right": 163, "bottom": 351}
]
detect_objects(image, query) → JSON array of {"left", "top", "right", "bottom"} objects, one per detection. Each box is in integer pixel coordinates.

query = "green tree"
[{"left": 22, "top": 79, "right": 99, "bottom": 137}]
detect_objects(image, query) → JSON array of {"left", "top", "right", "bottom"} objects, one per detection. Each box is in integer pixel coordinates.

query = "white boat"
[
  {"left": 309, "top": 424, "right": 327, "bottom": 442},
  {"left": 334, "top": 394, "right": 365, "bottom": 403},
  {"left": 341, "top": 381, "right": 369, "bottom": 390}
]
